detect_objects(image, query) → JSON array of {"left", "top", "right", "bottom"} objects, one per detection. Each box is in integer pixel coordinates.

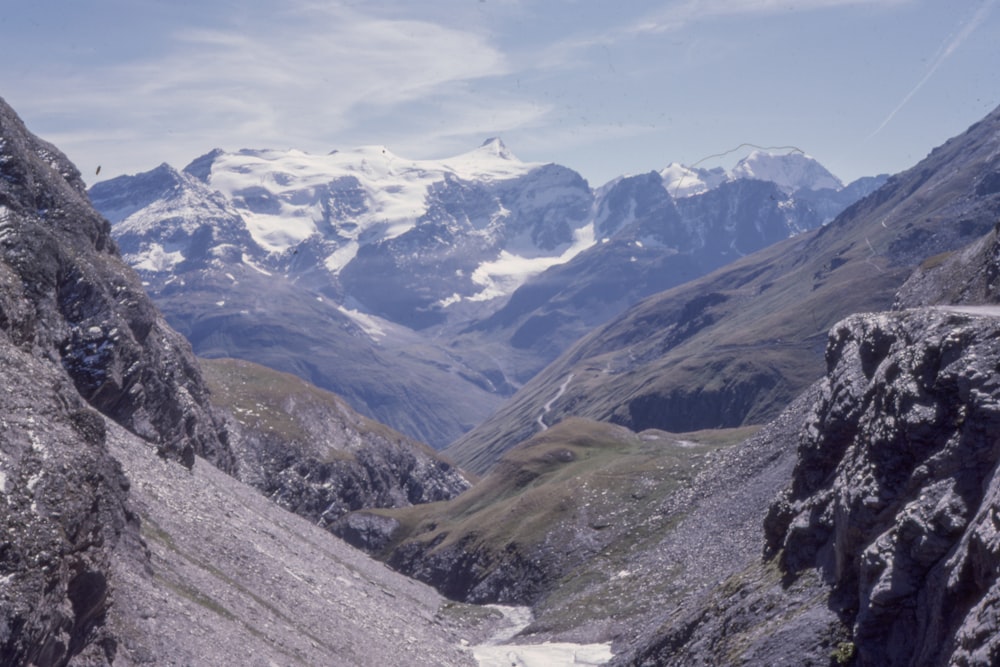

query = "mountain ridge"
[{"left": 447, "top": 104, "right": 1000, "bottom": 473}]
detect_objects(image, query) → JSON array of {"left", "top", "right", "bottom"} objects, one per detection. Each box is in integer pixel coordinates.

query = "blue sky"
[{"left": 2, "top": 0, "right": 998, "bottom": 187}]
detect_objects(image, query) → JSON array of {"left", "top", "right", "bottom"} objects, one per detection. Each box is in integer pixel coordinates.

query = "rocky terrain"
[
  {"left": 0, "top": 331, "right": 136, "bottom": 665},
  {"left": 0, "top": 92, "right": 231, "bottom": 666},
  {"left": 0, "top": 97, "right": 230, "bottom": 471},
  {"left": 102, "top": 422, "right": 483, "bottom": 667},
  {"left": 617, "top": 305, "right": 1000, "bottom": 666},
  {"left": 201, "top": 357, "right": 470, "bottom": 528}
]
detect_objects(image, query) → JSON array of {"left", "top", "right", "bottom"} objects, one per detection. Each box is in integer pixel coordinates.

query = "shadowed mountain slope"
[
  {"left": 448, "top": 104, "right": 1000, "bottom": 474},
  {"left": 201, "top": 357, "right": 471, "bottom": 527}
]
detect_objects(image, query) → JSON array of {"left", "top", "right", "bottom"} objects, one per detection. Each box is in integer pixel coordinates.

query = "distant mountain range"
[{"left": 90, "top": 141, "right": 884, "bottom": 447}]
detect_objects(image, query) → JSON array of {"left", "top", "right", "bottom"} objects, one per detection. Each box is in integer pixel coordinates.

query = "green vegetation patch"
[{"left": 832, "top": 641, "right": 856, "bottom": 664}]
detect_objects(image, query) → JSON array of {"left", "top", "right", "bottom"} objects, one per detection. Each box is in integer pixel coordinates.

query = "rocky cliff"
[
  {"left": 764, "top": 307, "right": 1000, "bottom": 666},
  {"left": 0, "top": 92, "right": 233, "bottom": 664},
  {"left": 0, "top": 340, "right": 137, "bottom": 665},
  {"left": 0, "top": 97, "right": 231, "bottom": 471},
  {"left": 621, "top": 306, "right": 1000, "bottom": 666}
]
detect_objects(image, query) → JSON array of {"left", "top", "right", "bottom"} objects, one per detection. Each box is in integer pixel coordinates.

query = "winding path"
[{"left": 537, "top": 373, "right": 574, "bottom": 432}]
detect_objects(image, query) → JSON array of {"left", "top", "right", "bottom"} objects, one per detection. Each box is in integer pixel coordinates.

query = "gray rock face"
[
  {"left": 0, "top": 93, "right": 231, "bottom": 665},
  {"left": 263, "top": 443, "right": 467, "bottom": 528},
  {"left": 0, "top": 342, "right": 138, "bottom": 667},
  {"left": 0, "top": 96, "right": 231, "bottom": 471},
  {"left": 624, "top": 307, "right": 1000, "bottom": 666},
  {"left": 333, "top": 511, "right": 402, "bottom": 553},
  {"left": 764, "top": 308, "right": 1000, "bottom": 666}
]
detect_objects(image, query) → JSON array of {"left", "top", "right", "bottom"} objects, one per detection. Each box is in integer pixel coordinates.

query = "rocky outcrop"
[
  {"left": 0, "top": 343, "right": 138, "bottom": 667},
  {"left": 625, "top": 307, "right": 1000, "bottom": 666},
  {"left": 0, "top": 94, "right": 232, "bottom": 664},
  {"left": 763, "top": 308, "right": 1000, "bottom": 666},
  {"left": 383, "top": 533, "right": 555, "bottom": 605},
  {"left": 0, "top": 96, "right": 231, "bottom": 471}
]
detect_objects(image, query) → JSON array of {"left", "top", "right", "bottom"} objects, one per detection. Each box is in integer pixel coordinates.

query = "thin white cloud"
[
  {"left": 17, "top": 2, "right": 516, "bottom": 177},
  {"left": 869, "top": 0, "right": 996, "bottom": 138},
  {"left": 130, "top": 12, "right": 508, "bottom": 117}
]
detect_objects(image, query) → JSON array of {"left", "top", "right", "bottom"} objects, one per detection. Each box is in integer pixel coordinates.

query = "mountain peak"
[
  {"left": 731, "top": 150, "right": 842, "bottom": 192},
  {"left": 479, "top": 137, "right": 515, "bottom": 160},
  {"left": 183, "top": 148, "right": 225, "bottom": 182},
  {"left": 659, "top": 162, "right": 728, "bottom": 197}
]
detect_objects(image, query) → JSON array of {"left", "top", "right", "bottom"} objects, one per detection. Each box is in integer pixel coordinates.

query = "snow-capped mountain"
[
  {"left": 89, "top": 140, "right": 600, "bottom": 446},
  {"left": 102, "top": 163, "right": 266, "bottom": 275},
  {"left": 90, "top": 141, "right": 884, "bottom": 447},
  {"left": 450, "top": 165, "right": 887, "bottom": 387},
  {"left": 188, "top": 139, "right": 545, "bottom": 258},
  {"left": 731, "top": 150, "right": 842, "bottom": 192},
  {"left": 98, "top": 139, "right": 596, "bottom": 329},
  {"left": 660, "top": 150, "right": 843, "bottom": 198}
]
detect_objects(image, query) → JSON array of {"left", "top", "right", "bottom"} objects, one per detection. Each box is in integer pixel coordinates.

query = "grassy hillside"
[{"left": 341, "top": 417, "right": 756, "bottom": 635}]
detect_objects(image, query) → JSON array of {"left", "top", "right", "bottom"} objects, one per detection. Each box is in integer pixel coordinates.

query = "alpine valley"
[
  {"left": 4, "top": 86, "right": 1000, "bottom": 667},
  {"left": 88, "top": 141, "right": 885, "bottom": 448}
]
